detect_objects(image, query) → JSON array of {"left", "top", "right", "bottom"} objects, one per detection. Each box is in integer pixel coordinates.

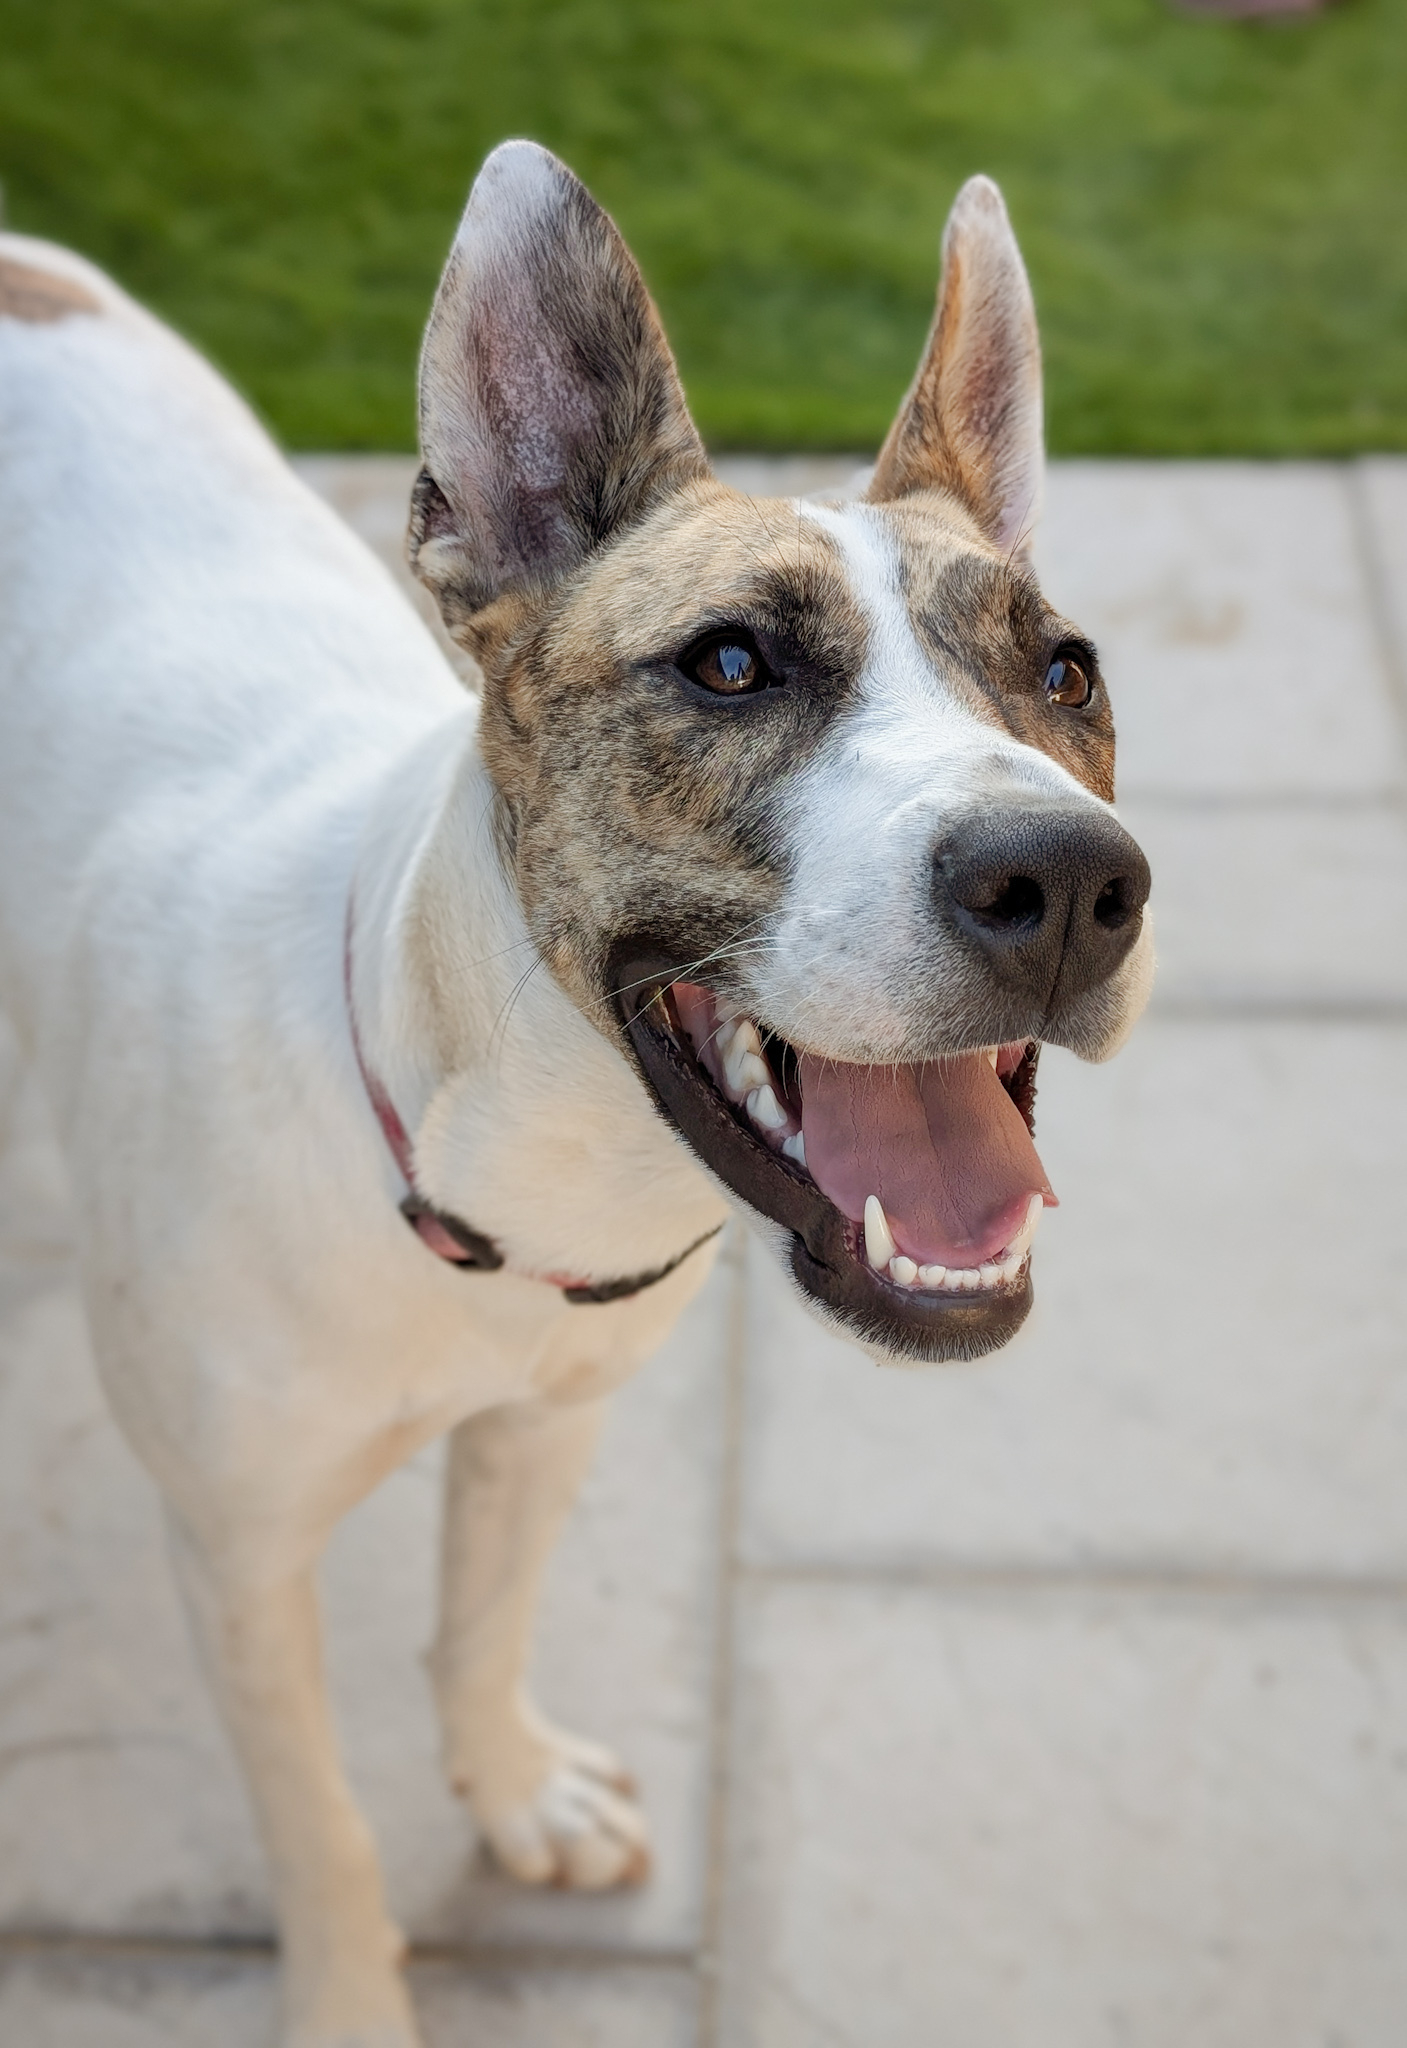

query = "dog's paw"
[{"left": 470, "top": 1729, "right": 651, "bottom": 1890}]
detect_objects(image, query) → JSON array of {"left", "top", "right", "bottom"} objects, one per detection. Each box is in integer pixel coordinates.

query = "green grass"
[{"left": 2, "top": 0, "right": 1406, "bottom": 453}]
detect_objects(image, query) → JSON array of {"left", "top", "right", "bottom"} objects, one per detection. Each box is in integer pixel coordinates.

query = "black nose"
[{"left": 934, "top": 801, "right": 1151, "bottom": 1013}]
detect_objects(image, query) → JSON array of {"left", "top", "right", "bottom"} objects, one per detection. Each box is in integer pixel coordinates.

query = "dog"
[{"left": 0, "top": 141, "right": 1152, "bottom": 2045}]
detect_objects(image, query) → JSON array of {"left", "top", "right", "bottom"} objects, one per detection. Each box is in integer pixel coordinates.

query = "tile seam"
[
  {"left": 734, "top": 1559, "right": 1407, "bottom": 1604},
  {"left": 1147, "top": 992, "right": 1407, "bottom": 1023},
  {"left": 0, "top": 1928, "right": 695, "bottom": 1971},
  {"left": 696, "top": 1229, "right": 749, "bottom": 2048},
  {"left": 1119, "top": 787, "right": 1405, "bottom": 812},
  {"left": 1345, "top": 460, "right": 1407, "bottom": 767}
]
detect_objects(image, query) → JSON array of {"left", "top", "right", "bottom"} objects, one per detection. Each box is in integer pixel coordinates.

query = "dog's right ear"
[{"left": 410, "top": 141, "right": 709, "bottom": 639}]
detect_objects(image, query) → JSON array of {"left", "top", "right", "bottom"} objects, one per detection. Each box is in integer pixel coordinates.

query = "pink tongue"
[{"left": 799, "top": 1052, "right": 1055, "bottom": 1268}]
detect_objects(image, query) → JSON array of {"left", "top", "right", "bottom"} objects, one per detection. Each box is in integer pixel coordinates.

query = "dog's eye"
[
  {"left": 685, "top": 635, "right": 772, "bottom": 696},
  {"left": 1044, "top": 651, "right": 1093, "bottom": 709}
]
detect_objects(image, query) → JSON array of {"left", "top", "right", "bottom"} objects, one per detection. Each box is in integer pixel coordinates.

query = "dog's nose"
[{"left": 934, "top": 802, "right": 1151, "bottom": 1011}]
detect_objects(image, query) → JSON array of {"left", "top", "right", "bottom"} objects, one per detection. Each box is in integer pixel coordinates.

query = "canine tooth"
[
  {"left": 864, "top": 1195, "right": 896, "bottom": 1271},
  {"left": 978, "top": 1262, "right": 1000, "bottom": 1287},
  {"left": 890, "top": 1255, "right": 918, "bottom": 1287},
  {"left": 781, "top": 1131, "right": 807, "bottom": 1167},
  {"left": 918, "top": 1263, "right": 947, "bottom": 1289},
  {"left": 985, "top": 1047, "right": 999, "bottom": 1069},
  {"left": 1002, "top": 1191, "right": 1045, "bottom": 1263},
  {"left": 746, "top": 1083, "right": 788, "bottom": 1132}
]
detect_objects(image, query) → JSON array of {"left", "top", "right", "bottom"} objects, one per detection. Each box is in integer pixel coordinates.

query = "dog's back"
[{"left": 0, "top": 234, "right": 460, "bottom": 1092}]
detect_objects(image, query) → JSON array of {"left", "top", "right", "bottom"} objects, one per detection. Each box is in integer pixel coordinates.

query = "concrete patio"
[{"left": 2, "top": 454, "right": 1406, "bottom": 2047}]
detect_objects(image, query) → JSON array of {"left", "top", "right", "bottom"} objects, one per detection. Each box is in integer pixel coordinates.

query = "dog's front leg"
[
  {"left": 168, "top": 1519, "right": 422, "bottom": 2048},
  {"left": 429, "top": 1397, "right": 650, "bottom": 1890}
]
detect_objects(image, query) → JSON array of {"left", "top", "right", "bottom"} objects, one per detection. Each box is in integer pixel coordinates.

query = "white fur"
[
  {"left": 757, "top": 503, "right": 1150, "bottom": 1058},
  {"left": 0, "top": 236, "right": 723, "bottom": 2048}
]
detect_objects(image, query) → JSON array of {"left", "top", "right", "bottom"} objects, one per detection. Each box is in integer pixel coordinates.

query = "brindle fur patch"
[
  {"left": 0, "top": 257, "right": 101, "bottom": 323},
  {"left": 879, "top": 491, "right": 1117, "bottom": 804},
  {"left": 474, "top": 478, "right": 869, "bottom": 1031}
]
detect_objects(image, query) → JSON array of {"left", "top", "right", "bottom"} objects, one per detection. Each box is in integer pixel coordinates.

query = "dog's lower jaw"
[{"left": 614, "top": 963, "right": 1038, "bottom": 1365}]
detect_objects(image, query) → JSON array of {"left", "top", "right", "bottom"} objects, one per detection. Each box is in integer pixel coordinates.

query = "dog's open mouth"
[{"left": 618, "top": 964, "right": 1054, "bottom": 1363}]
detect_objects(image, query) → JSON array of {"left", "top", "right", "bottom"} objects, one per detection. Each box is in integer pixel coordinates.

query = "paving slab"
[
  {"left": 1354, "top": 457, "right": 1407, "bottom": 713},
  {"left": 0, "top": 1021, "right": 735, "bottom": 1950},
  {"left": 1036, "top": 462, "right": 1406, "bottom": 800},
  {"left": 738, "top": 1019, "right": 1407, "bottom": 1578},
  {"left": 1119, "top": 796, "right": 1407, "bottom": 1011},
  {"left": 0, "top": 1949, "right": 698, "bottom": 2048},
  {"left": 719, "top": 1579, "right": 1407, "bottom": 2048}
]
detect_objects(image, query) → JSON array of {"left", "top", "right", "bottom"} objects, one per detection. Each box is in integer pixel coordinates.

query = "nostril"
[
  {"left": 971, "top": 873, "right": 1044, "bottom": 932},
  {"left": 1092, "top": 875, "right": 1138, "bottom": 931}
]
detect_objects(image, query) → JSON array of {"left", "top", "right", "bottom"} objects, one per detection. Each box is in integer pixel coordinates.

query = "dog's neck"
[{"left": 346, "top": 709, "right": 727, "bottom": 1288}]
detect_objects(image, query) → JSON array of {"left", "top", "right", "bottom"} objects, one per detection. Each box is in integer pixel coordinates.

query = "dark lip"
[{"left": 613, "top": 950, "right": 1037, "bottom": 1365}]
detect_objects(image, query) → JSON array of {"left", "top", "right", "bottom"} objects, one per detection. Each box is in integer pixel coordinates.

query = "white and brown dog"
[{"left": 0, "top": 143, "right": 1151, "bottom": 2045}]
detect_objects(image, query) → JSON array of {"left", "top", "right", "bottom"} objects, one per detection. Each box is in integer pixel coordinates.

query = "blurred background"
[
  {"left": 3, "top": 0, "right": 1407, "bottom": 455},
  {"left": 2, "top": 5, "right": 1407, "bottom": 2047}
]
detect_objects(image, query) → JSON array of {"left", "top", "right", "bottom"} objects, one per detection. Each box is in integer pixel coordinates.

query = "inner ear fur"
[
  {"left": 410, "top": 140, "right": 710, "bottom": 639},
  {"left": 868, "top": 175, "right": 1043, "bottom": 559}
]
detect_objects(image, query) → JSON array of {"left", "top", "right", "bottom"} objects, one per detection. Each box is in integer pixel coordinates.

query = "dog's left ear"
[
  {"left": 869, "top": 176, "right": 1042, "bottom": 559},
  {"left": 410, "top": 140, "right": 709, "bottom": 636}
]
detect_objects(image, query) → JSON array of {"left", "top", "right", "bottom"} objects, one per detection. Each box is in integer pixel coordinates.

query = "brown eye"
[
  {"left": 1044, "top": 652, "right": 1093, "bottom": 709},
  {"left": 687, "top": 635, "right": 771, "bottom": 695}
]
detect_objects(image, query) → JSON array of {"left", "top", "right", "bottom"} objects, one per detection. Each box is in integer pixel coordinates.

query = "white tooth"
[
  {"left": 956, "top": 1267, "right": 980, "bottom": 1291},
  {"left": 889, "top": 1255, "right": 918, "bottom": 1287},
  {"left": 781, "top": 1131, "right": 807, "bottom": 1168},
  {"left": 999, "top": 1252, "right": 1023, "bottom": 1281},
  {"left": 864, "top": 1195, "right": 896, "bottom": 1271},
  {"left": 733, "top": 1051, "right": 770, "bottom": 1095},
  {"left": 918, "top": 1264, "right": 947, "bottom": 1289},
  {"left": 1002, "top": 1191, "right": 1046, "bottom": 1262},
  {"left": 746, "top": 1083, "right": 788, "bottom": 1132},
  {"left": 978, "top": 1262, "right": 1000, "bottom": 1287},
  {"left": 985, "top": 1047, "right": 1000, "bottom": 1069},
  {"left": 723, "top": 1019, "right": 766, "bottom": 1095}
]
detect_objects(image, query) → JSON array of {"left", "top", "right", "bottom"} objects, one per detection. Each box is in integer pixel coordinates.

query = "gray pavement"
[{"left": 2, "top": 456, "right": 1405, "bottom": 2046}]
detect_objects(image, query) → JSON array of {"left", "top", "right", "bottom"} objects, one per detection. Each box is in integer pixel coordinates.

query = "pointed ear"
[
  {"left": 409, "top": 140, "right": 709, "bottom": 632},
  {"left": 868, "top": 176, "right": 1043, "bottom": 558}
]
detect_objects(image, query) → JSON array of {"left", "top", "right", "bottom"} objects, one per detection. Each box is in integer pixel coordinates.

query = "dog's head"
[{"left": 410, "top": 141, "right": 1153, "bottom": 1364}]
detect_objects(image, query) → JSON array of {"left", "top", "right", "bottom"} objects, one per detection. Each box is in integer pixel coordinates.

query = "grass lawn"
[{"left": 2, "top": 0, "right": 1406, "bottom": 454}]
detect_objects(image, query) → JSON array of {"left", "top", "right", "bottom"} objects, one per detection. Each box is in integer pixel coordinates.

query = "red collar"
[{"left": 343, "top": 899, "right": 719, "bottom": 1301}]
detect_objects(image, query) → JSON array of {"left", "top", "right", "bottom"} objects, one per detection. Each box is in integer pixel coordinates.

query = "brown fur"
[
  {"left": 475, "top": 479, "right": 869, "bottom": 1028},
  {"left": 880, "top": 493, "right": 1117, "bottom": 803},
  {"left": 0, "top": 257, "right": 101, "bottom": 323}
]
